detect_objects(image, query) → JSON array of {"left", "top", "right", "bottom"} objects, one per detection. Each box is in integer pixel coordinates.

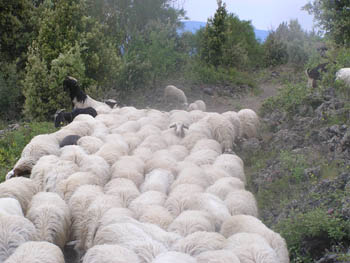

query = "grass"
[{"left": 0, "top": 122, "right": 57, "bottom": 182}]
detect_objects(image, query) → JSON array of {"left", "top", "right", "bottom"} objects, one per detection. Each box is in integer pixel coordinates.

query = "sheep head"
[
  {"left": 63, "top": 76, "right": 78, "bottom": 92},
  {"left": 169, "top": 122, "right": 188, "bottom": 138},
  {"left": 6, "top": 157, "right": 36, "bottom": 180},
  {"left": 54, "top": 109, "right": 66, "bottom": 128}
]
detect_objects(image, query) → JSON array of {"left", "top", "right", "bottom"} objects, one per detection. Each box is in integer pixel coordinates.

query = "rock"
[
  {"left": 9, "top": 123, "right": 20, "bottom": 130},
  {"left": 241, "top": 138, "right": 261, "bottom": 152},
  {"left": 203, "top": 87, "right": 214, "bottom": 96}
]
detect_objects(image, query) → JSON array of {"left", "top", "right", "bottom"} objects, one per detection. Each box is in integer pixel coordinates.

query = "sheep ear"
[
  {"left": 169, "top": 124, "right": 176, "bottom": 128},
  {"left": 183, "top": 124, "right": 189, "bottom": 129}
]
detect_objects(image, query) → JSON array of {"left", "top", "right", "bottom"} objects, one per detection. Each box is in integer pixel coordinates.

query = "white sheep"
[
  {"left": 172, "top": 231, "right": 226, "bottom": 256},
  {"left": 153, "top": 251, "right": 196, "bottom": 263},
  {"left": 95, "top": 135, "right": 130, "bottom": 166},
  {"left": 188, "top": 109, "right": 206, "bottom": 123},
  {"left": 129, "top": 191, "right": 167, "bottom": 217},
  {"left": 170, "top": 165, "right": 209, "bottom": 192},
  {"left": 162, "top": 127, "right": 183, "bottom": 145},
  {"left": 4, "top": 241, "right": 64, "bottom": 263},
  {"left": 196, "top": 250, "right": 240, "bottom": 263},
  {"left": 201, "top": 165, "right": 231, "bottom": 185},
  {"left": 82, "top": 244, "right": 141, "bottom": 263},
  {"left": 26, "top": 192, "right": 71, "bottom": 249},
  {"left": 69, "top": 185, "right": 104, "bottom": 250},
  {"left": 140, "top": 168, "right": 175, "bottom": 194},
  {"left": 222, "top": 111, "right": 242, "bottom": 140},
  {"left": 145, "top": 152, "right": 178, "bottom": 176},
  {"left": 30, "top": 154, "right": 80, "bottom": 193},
  {"left": 191, "top": 139, "right": 222, "bottom": 154},
  {"left": 0, "top": 177, "right": 38, "bottom": 213},
  {"left": 0, "top": 198, "right": 23, "bottom": 217},
  {"left": 184, "top": 149, "right": 220, "bottom": 167},
  {"left": 225, "top": 232, "right": 279, "bottom": 263},
  {"left": 6, "top": 133, "right": 60, "bottom": 179},
  {"left": 111, "top": 120, "right": 141, "bottom": 135},
  {"left": 56, "top": 171, "right": 101, "bottom": 202},
  {"left": 213, "top": 154, "right": 246, "bottom": 184},
  {"left": 122, "top": 132, "right": 143, "bottom": 152},
  {"left": 204, "top": 113, "right": 237, "bottom": 153},
  {"left": 136, "top": 124, "right": 162, "bottom": 141},
  {"left": 138, "top": 205, "right": 174, "bottom": 230},
  {"left": 138, "top": 135, "right": 168, "bottom": 153},
  {"left": 104, "top": 178, "right": 140, "bottom": 207},
  {"left": 168, "top": 145, "right": 189, "bottom": 161},
  {"left": 168, "top": 210, "right": 215, "bottom": 236},
  {"left": 77, "top": 136, "right": 104, "bottom": 154},
  {"left": 93, "top": 222, "right": 167, "bottom": 262},
  {"left": 111, "top": 156, "right": 145, "bottom": 187},
  {"left": 237, "top": 108, "right": 260, "bottom": 139},
  {"left": 132, "top": 147, "right": 154, "bottom": 162},
  {"left": 224, "top": 189, "right": 258, "bottom": 217},
  {"left": 336, "top": 68, "right": 350, "bottom": 86},
  {"left": 0, "top": 214, "right": 38, "bottom": 262},
  {"left": 188, "top": 100, "right": 206, "bottom": 111},
  {"left": 164, "top": 85, "right": 188, "bottom": 109},
  {"left": 220, "top": 215, "right": 289, "bottom": 263},
  {"left": 206, "top": 177, "right": 245, "bottom": 200}
]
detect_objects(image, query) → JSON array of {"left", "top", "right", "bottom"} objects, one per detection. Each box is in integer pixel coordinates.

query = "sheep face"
[
  {"left": 54, "top": 110, "right": 66, "bottom": 128},
  {"left": 6, "top": 158, "right": 35, "bottom": 180},
  {"left": 170, "top": 122, "right": 188, "bottom": 138},
  {"left": 63, "top": 76, "right": 78, "bottom": 92}
]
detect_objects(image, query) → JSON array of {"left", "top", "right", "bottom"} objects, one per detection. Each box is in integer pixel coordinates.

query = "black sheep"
[{"left": 54, "top": 107, "right": 98, "bottom": 128}]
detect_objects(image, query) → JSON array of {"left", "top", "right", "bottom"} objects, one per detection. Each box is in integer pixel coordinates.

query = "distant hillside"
[{"left": 179, "top": 21, "right": 269, "bottom": 42}]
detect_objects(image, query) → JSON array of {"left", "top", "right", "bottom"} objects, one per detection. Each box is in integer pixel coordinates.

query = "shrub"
[{"left": 0, "top": 122, "right": 57, "bottom": 182}]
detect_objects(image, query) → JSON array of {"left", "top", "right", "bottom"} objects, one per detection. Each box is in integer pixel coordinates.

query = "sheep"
[
  {"left": 336, "top": 67, "right": 350, "bottom": 86},
  {"left": 82, "top": 244, "right": 141, "bottom": 263},
  {"left": 0, "top": 214, "right": 38, "bottom": 262},
  {"left": 201, "top": 165, "right": 231, "bottom": 185},
  {"left": 59, "top": 135, "right": 81, "bottom": 148},
  {"left": 196, "top": 250, "right": 240, "bottom": 263},
  {"left": 222, "top": 111, "right": 242, "bottom": 140},
  {"left": 0, "top": 177, "right": 38, "bottom": 213},
  {"left": 163, "top": 125, "right": 186, "bottom": 143},
  {"left": 129, "top": 191, "right": 167, "bottom": 217},
  {"left": 54, "top": 107, "right": 97, "bottom": 128},
  {"left": 191, "top": 139, "right": 222, "bottom": 154},
  {"left": 132, "top": 147, "right": 154, "bottom": 162},
  {"left": 77, "top": 136, "right": 104, "bottom": 154},
  {"left": 68, "top": 185, "right": 104, "bottom": 249},
  {"left": 104, "top": 178, "right": 140, "bottom": 207},
  {"left": 168, "top": 145, "right": 189, "bottom": 161},
  {"left": 237, "top": 108, "right": 260, "bottom": 139},
  {"left": 138, "top": 205, "right": 174, "bottom": 230},
  {"left": 164, "top": 85, "right": 188, "bottom": 109},
  {"left": 153, "top": 251, "right": 197, "bottom": 263},
  {"left": 26, "top": 192, "right": 71, "bottom": 249},
  {"left": 30, "top": 155, "right": 80, "bottom": 192},
  {"left": 93, "top": 222, "right": 167, "bottom": 262},
  {"left": 188, "top": 109, "right": 206, "bottom": 123},
  {"left": 225, "top": 232, "right": 279, "bottom": 263},
  {"left": 305, "top": 62, "right": 328, "bottom": 88},
  {"left": 145, "top": 152, "right": 178, "bottom": 176},
  {"left": 188, "top": 100, "right": 206, "bottom": 111},
  {"left": 122, "top": 132, "right": 143, "bottom": 152},
  {"left": 168, "top": 210, "right": 215, "bottom": 236},
  {"left": 224, "top": 189, "right": 258, "bottom": 217},
  {"left": 63, "top": 76, "right": 116, "bottom": 111},
  {"left": 81, "top": 194, "right": 124, "bottom": 251},
  {"left": 220, "top": 215, "right": 289, "bottom": 263},
  {"left": 111, "top": 120, "right": 141, "bottom": 135},
  {"left": 56, "top": 171, "right": 101, "bottom": 202},
  {"left": 111, "top": 156, "right": 145, "bottom": 187},
  {"left": 185, "top": 193, "right": 231, "bottom": 231},
  {"left": 172, "top": 231, "right": 226, "bottom": 256},
  {"left": 203, "top": 113, "right": 237, "bottom": 153},
  {"left": 136, "top": 124, "right": 162, "bottom": 141},
  {"left": 138, "top": 135, "right": 168, "bottom": 153},
  {"left": 6, "top": 133, "right": 60, "bottom": 179},
  {"left": 96, "top": 214, "right": 181, "bottom": 249},
  {"left": 140, "top": 168, "right": 175, "bottom": 194},
  {"left": 213, "top": 154, "right": 246, "bottom": 184},
  {"left": 184, "top": 149, "right": 220, "bottom": 167},
  {"left": 4, "top": 241, "right": 64, "bottom": 263},
  {"left": 206, "top": 177, "right": 245, "bottom": 200},
  {"left": 0, "top": 198, "right": 23, "bottom": 217},
  {"left": 170, "top": 165, "right": 209, "bottom": 192}
]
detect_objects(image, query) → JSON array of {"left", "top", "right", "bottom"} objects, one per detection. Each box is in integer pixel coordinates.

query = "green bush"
[
  {"left": 276, "top": 209, "right": 350, "bottom": 262},
  {"left": 0, "top": 62, "right": 24, "bottom": 120},
  {"left": 261, "top": 83, "right": 313, "bottom": 116},
  {"left": 0, "top": 122, "right": 57, "bottom": 182},
  {"left": 23, "top": 43, "right": 86, "bottom": 120}
]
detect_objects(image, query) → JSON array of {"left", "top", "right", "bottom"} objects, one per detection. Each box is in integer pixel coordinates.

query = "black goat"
[
  {"left": 305, "top": 62, "right": 329, "bottom": 88},
  {"left": 54, "top": 107, "right": 98, "bottom": 128}
]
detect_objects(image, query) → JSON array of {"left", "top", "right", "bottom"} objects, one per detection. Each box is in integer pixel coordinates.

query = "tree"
[{"left": 303, "top": 0, "right": 350, "bottom": 46}]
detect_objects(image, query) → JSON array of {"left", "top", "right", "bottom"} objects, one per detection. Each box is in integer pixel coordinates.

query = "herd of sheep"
[{"left": 0, "top": 77, "right": 289, "bottom": 263}]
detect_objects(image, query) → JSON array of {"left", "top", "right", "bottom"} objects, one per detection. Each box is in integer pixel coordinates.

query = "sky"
[{"left": 183, "top": 0, "right": 315, "bottom": 31}]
